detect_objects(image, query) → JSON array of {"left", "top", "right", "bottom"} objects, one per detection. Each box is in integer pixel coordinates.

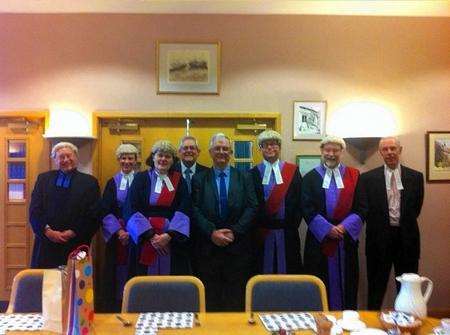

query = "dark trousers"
[
  {"left": 367, "top": 226, "right": 419, "bottom": 310},
  {"left": 197, "top": 246, "right": 252, "bottom": 312}
]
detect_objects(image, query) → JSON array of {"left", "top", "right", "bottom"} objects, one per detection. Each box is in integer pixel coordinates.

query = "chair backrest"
[
  {"left": 122, "top": 276, "right": 205, "bottom": 313},
  {"left": 7, "top": 269, "right": 44, "bottom": 313},
  {"left": 245, "top": 274, "right": 329, "bottom": 313}
]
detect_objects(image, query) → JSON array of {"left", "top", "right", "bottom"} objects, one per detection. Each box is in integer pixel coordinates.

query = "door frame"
[{"left": 92, "top": 111, "right": 281, "bottom": 180}]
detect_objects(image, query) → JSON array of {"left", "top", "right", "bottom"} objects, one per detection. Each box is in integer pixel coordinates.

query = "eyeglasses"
[
  {"left": 212, "top": 146, "right": 230, "bottom": 153},
  {"left": 181, "top": 145, "right": 198, "bottom": 151},
  {"left": 261, "top": 141, "right": 280, "bottom": 148}
]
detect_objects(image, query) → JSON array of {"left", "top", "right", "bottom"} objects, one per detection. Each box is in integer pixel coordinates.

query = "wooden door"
[
  {"left": 98, "top": 116, "right": 278, "bottom": 188},
  {"left": 0, "top": 118, "right": 49, "bottom": 300}
]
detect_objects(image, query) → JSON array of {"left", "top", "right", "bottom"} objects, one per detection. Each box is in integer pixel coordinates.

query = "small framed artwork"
[
  {"left": 296, "top": 155, "right": 321, "bottom": 177},
  {"left": 293, "top": 101, "right": 326, "bottom": 140},
  {"left": 426, "top": 131, "right": 450, "bottom": 182},
  {"left": 156, "top": 42, "right": 221, "bottom": 94}
]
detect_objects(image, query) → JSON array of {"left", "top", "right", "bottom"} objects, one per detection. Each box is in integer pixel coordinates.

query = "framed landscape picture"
[
  {"left": 426, "top": 131, "right": 450, "bottom": 182},
  {"left": 156, "top": 42, "right": 221, "bottom": 94},
  {"left": 293, "top": 101, "right": 326, "bottom": 140},
  {"left": 296, "top": 154, "right": 321, "bottom": 177}
]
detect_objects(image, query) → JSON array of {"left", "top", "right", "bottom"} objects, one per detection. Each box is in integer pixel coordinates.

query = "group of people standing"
[{"left": 29, "top": 130, "right": 424, "bottom": 313}]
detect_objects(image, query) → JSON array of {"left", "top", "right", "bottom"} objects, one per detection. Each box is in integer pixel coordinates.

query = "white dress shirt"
[
  {"left": 384, "top": 164, "right": 403, "bottom": 226},
  {"left": 181, "top": 161, "right": 197, "bottom": 177}
]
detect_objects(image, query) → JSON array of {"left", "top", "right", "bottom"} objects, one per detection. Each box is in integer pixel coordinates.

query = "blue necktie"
[
  {"left": 219, "top": 171, "right": 228, "bottom": 220},
  {"left": 185, "top": 168, "right": 192, "bottom": 194}
]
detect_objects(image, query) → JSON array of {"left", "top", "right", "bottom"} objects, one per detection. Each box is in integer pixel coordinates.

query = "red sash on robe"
[
  {"left": 265, "top": 162, "right": 297, "bottom": 215},
  {"left": 115, "top": 219, "right": 128, "bottom": 265},
  {"left": 140, "top": 171, "right": 181, "bottom": 266},
  {"left": 321, "top": 167, "right": 359, "bottom": 257},
  {"left": 258, "top": 163, "right": 297, "bottom": 243}
]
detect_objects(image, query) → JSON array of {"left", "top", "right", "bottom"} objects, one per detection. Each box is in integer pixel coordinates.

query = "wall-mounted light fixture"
[
  {"left": 328, "top": 101, "right": 397, "bottom": 163},
  {"left": 44, "top": 106, "right": 95, "bottom": 139}
]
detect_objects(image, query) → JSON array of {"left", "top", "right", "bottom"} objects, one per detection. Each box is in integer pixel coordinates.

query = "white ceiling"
[{"left": 1, "top": 0, "right": 449, "bottom": 16}]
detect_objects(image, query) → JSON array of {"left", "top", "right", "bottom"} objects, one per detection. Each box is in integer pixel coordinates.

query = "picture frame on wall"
[
  {"left": 293, "top": 101, "right": 326, "bottom": 140},
  {"left": 296, "top": 154, "right": 321, "bottom": 177},
  {"left": 156, "top": 41, "right": 221, "bottom": 95},
  {"left": 426, "top": 131, "right": 450, "bottom": 182}
]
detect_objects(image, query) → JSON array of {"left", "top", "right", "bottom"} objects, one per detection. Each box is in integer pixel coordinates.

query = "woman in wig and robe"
[
  {"left": 125, "top": 140, "right": 191, "bottom": 277},
  {"left": 101, "top": 144, "right": 138, "bottom": 311}
]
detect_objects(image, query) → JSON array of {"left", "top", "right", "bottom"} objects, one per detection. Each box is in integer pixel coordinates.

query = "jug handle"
[{"left": 422, "top": 276, "right": 433, "bottom": 303}]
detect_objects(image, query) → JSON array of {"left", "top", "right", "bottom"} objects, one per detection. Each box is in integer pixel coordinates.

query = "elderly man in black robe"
[{"left": 29, "top": 142, "right": 101, "bottom": 268}]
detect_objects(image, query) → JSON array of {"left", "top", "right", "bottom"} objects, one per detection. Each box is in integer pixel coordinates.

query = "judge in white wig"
[
  {"left": 100, "top": 143, "right": 138, "bottom": 311},
  {"left": 249, "top": 129, "right": 304, "bottom": 274},
  {"left": 301, "top": 135, "right": 364, "bottom": 310}
]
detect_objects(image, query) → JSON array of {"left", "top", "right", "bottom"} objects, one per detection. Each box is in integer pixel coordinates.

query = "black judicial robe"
[
  {"left": 29, "top": 170, "right": 101, "bottom": 268},
  {"left": 301, "top": 166, "right": 363, "bottom": 310},
  {"left": 249, "top": 163, "right": 303, "bottom": 274},
  {"left": 100, "top": 176, "right": 130, "bottom": 312},
  {"left": 124, "top": 169, "right": 192, "bottom": 277}
]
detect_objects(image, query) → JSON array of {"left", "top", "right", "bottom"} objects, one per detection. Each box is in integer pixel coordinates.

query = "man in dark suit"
[
  {"left": 192, "top": 133, "right": 257, "bottom": 311},
  {"left": 174, "top": 135, "right": 207, "bottom": 194},
  {"left": 174, "top": 135, "right": 208, "bottom": 274},
  {"left": 29, "top": 142, "right": 101, "bottom": 268},
  {"left": 360, "top": 137, "right": 424, "bottom": 310}
]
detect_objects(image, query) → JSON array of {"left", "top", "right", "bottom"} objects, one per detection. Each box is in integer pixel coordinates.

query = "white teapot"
[{"left": 394, "top": 273, "right": 433, "bottom": 319}]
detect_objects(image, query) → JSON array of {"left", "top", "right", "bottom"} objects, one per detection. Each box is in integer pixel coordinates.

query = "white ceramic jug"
[{"left": 394, "top": 273, "right": 433, "bottom": 319}]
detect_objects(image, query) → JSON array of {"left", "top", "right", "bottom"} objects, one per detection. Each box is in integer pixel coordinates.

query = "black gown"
[
  {"left": 29, "top": 169, "right": 101, "bottom": 268},
  {"left": 100, "top": 174, "right": 132, "bottom": 312},
  {"left": 301, "top": 165, "right": 363, "bottom": 310},
  {"left": 249, "top": 161, "right": 303, "bottom": 275},
  {"left": 124, "top": 169, "right": 192, "bottom": 277}
]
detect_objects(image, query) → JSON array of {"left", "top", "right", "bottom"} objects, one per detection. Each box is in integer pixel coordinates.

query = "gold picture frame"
[
  {"left": 156, "top": 42, "right": 221, "bottom": 95},
  {"left": 426, "top": 131, "right": 450, "bottom": 182}
]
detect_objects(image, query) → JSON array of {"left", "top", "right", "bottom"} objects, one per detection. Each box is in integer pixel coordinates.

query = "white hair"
[
  {"left": 379, "top": 136, "right": 401, "bottom": 149},
  {"left": 257, "top": 130, "right": 282, "bottom": 147},
  {"left": 320, "top": 136, "right": 346, "bottom": 150},
  {"left": 115, "top": 144, "right": 138, "bottom": 159},
  {"left": 51, "top": 142, "right": 78, "bottom": 159},
  {"left": 178, "top": 136, "right": 200, "bottom": 150},
  {"left": 209, "top": 133, "right": 231, "bottom": 149}
]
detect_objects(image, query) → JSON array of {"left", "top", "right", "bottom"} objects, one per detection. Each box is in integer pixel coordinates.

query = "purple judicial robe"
[{"left": 302, "top": 164, "right": 362, "bottom": 310}]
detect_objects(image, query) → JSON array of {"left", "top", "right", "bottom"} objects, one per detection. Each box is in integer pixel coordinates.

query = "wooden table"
[
  {"left": 91, "top": 311, "right": 440, "bottom": 335},
  {"left": 6, "top": 311, "right": 440, "bottom": 334}
]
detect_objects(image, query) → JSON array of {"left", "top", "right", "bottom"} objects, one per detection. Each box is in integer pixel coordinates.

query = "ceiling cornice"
[{"left": 1, "top": 0, "right": 449, "bottom": 17}]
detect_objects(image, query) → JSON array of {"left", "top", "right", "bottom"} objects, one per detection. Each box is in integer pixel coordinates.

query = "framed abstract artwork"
[
  {"left": 156, "top": 42, "right": 221, "bottom": 94},
  {"left": 426, "top": 131, "right": 450, "bottom": 182},
  {"left": 293, "top": 101, "right": 326, "bottom": 140}
]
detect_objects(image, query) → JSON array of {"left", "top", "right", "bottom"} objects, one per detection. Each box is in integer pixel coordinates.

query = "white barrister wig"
[
  {"left": 320, "top": 136, "right": 347, "bottom": 150},
  {"left": 257, "top": 130, "right": 282, "bottom": 147},
  {"left": 115, "top": 144, "right": 139, "bottom": 159}
]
